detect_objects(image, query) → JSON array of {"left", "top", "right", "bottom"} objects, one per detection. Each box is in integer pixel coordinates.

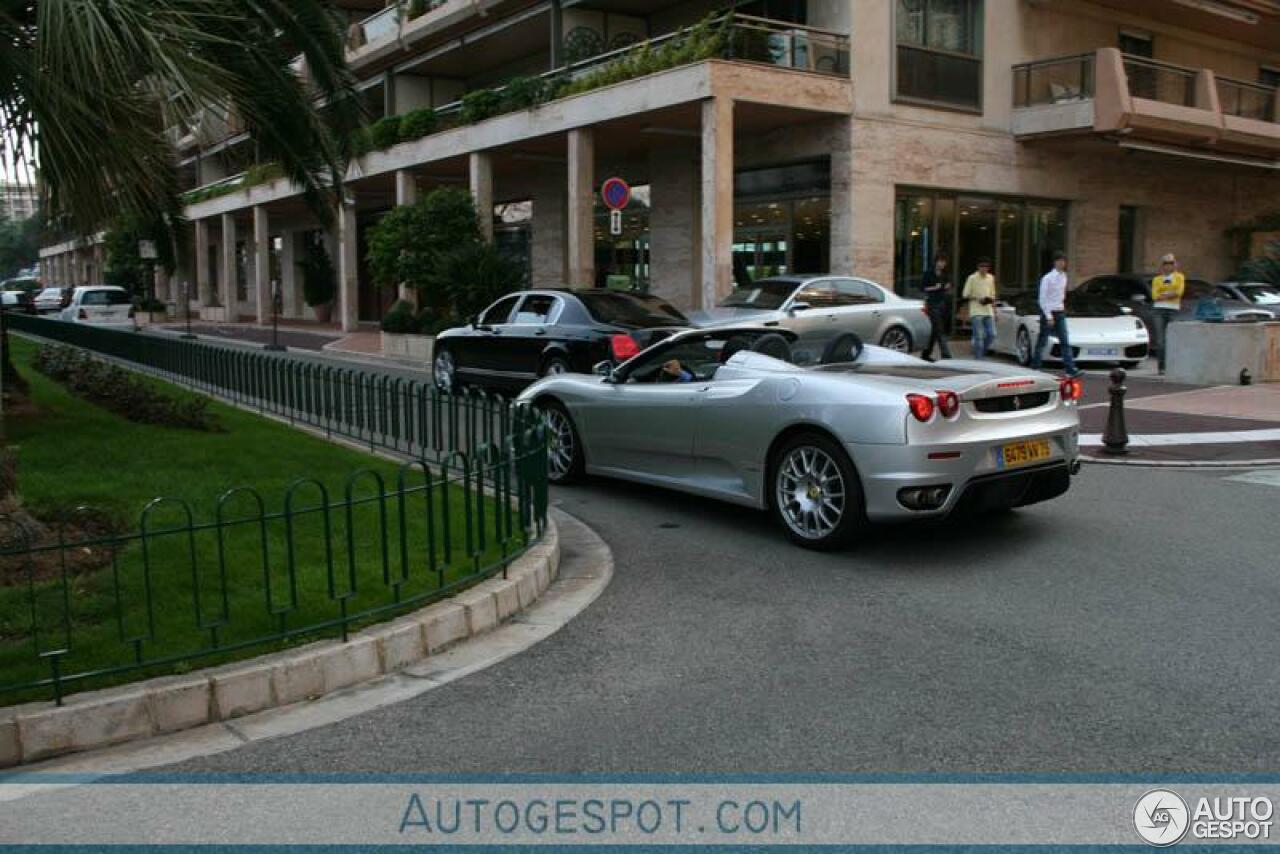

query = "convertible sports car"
[
  {"left": 517, "top": 327, "right": 1082, "bottom": 549},
  {"left": 992, "top": 295, "right": 1149, "bottom": 368}
]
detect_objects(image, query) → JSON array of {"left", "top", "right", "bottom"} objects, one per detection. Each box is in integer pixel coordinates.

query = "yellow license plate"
[{"left": 998, "top": 438, "right": 1052, "bottom": 469}]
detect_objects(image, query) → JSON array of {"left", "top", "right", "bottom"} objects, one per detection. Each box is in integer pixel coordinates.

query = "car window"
[
  {"left": 627, "top": 336, "right": 726, "bottom": 384},
  {"left": 575, "top": 292, "right": 688, "bottom": 327},
  {"left": 1240, "top": 285, "right": 1280, "bottom": 305},
  {"left": 479, "top": 295, "right": 521, "bottom": 326},
  {"left": 80, "top": 289, "right": 130, "bottom": 306},
  {"left": 794, "top": 282, "right": 841, "bottom": 308},
  {"left": 511, "top": 295, "right": 561, "bottom": 325},
  {"left": 718, "top": 280, "right": 797, "bottom": 310},
  {"left": 833, "top": 279, "right": 885, "bottom": 305}
]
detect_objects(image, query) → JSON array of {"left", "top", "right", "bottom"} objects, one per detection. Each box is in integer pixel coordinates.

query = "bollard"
[
  {"left": 1101, "top": 367, "right": 1128, "bottom": 455},
  {"left": 1241, "top": 368, "right": 1253, "bottom": 386}
]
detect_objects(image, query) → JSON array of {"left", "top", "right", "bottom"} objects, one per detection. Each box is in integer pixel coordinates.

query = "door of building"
[{"left": 732, "top": 231, "right": 789, "bottom": 287}]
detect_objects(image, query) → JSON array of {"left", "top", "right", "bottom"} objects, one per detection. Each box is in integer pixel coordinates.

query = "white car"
[
  {"left": 993, "top": 296, "right": 1149, "bottom": 368},
  {"left": 58, "top": 286, "right": 135, "bottom": 329},
  {"left": 33, "top": 286, "right": 70, "bottom": 314}
]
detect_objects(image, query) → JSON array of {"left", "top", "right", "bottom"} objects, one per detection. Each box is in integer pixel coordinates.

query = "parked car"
[
  {"left": 518, "top": 326, "right": 1082, "bottom": 549},
  {"left": 688, "top": 275, "right": 932, "bottom": 356},
  {"left": 1215, "top": 281, "right": 1280, "bottom": 308},
  {"left": 993, "top": 293, "right": 1149, "bottom": 368},
  {"left": 1, "top": 290, "right": 37, "bottom": 314},
  {"left": 1070, "top": 274, "right": 1275, "bottom": 328},
  {"left": 33, "top": 286, "right": 72, "bottom": 314},
  {"left": 432, "top": 289, "right": 691, "bottom": 393},
  {"left": 58, "top": 286, "right": 135, "bottom": 328}
]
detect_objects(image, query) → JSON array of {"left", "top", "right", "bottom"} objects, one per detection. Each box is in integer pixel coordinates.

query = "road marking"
[
  {"left": 1079, "top": 428, "right": 1280, "bottom": 447},
  {"left": 1224, "top": 470, "right": 1280, "bottom": 487}
]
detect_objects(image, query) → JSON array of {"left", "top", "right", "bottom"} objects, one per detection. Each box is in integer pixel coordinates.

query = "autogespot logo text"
[{"left": 1134, "top": 790, "right": 1190, "bottom": 846}]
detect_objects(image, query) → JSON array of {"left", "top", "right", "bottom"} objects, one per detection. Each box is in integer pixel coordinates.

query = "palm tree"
[
  {"left": 0, "top": 0, "right": 360, "bottom": 480},
  {"left": 2, "top": 0, "right": 360, "bottom": 233}
]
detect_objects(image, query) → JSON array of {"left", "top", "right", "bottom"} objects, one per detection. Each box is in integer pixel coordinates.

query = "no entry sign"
[{"left": 601, "top": 177, "right": 631, "bottom": 211}]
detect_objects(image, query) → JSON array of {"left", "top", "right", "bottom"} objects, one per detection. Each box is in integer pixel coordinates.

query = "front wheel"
[
  {"left": 879, "top": 326, "right": 912, "bottom": 353},
  {"left": 1015, "top": 327, "right": 1033, "bottom": 366},
  {"left": 540, "top": 400, "right": 584, "bottom": 485},
  {"left": 770, "top": 432, "right": 868, "bottom": 550}
]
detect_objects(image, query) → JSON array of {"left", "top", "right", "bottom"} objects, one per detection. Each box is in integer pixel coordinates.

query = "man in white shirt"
[{"left": 1030, "top": 252, "right": 1080, "bottom": 376}]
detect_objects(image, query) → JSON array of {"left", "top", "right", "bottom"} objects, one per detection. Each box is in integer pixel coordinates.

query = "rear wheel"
[
  {"left": 540, "top": 400, "right": 584, "bottom": 485},
  {"left": 879, "top": 326, "right": 912, "bottom": 353},
  {"left": 770, "top": 432, "right": 867, "bottom": 550},
  {"left": 1015, "top": 327, "right": 1033, "bottom": 366},
  {"left": 541, "top": 356, "right": 570, "bottom": 378}
]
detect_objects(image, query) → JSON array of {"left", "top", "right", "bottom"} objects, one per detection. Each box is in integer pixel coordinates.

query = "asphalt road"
[{"left": 162, "top": 462, "right": 1280, "bottom": 774}]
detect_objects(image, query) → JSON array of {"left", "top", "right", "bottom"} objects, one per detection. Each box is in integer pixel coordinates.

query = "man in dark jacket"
[{"left": 920, "top": 253, "right": 953, "bottom": 360}]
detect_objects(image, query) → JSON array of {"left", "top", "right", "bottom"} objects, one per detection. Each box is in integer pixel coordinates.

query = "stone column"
[
  {"left": 220, "top": 213, "right": 238, "bottom": 317},
  {"left": 395, "top": 170, "right": 419, "bottom": 306},
  {"left": 280, "top": 230, "right": 301, "bottom": 318},
  {"left": 336, "top": 199, "right": 359, "bottom": 332},
  {"left": 92, "top": 244, "right": 105, "bottom": 284},
  {"left": 253, "top": 206, "right": 271, "bottom": 325},
  {"left": 649, "top": 142, "right": 700, "bottom": 311},
  {"left": 155, "top": 267, "right": 171, "bottom": 303},
  {"left": 828, "top": 115, "right": 855, "bottom": 277},
  {"left": 470, "top": 151, "right": 494, "bottom": 243},
  {"left": 566, "top": 128, "right": 595, "bottom": 288},
  {"left": 700, "top": 97, "right": 734, "bottom": 309},
  {"left": 195, "top": 219, "right": 213, "bottom": 306}
]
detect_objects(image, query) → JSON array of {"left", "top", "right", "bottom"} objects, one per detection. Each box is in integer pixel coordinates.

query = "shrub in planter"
[
  {"left": 349, "top": 127, "right": 373, "bottom": 157},
  {"left": 380, "top": 300, "right": 419, "bottom": 334},
  {"left": 431, "top": 243, "right": 526, "bottom": 321},
  {"left": 503, "top": 75, "right": 548, "bottom": 110},
  {"left": 135, "top": 297, "right": 166, "bottom": 313},
  {"left": 460, "top": 89, "right": 503, "bottom": 124},
  {"left": 417, "top": 310, "right": 459, "bottom": 335},
  {"left": 298, "top": 238, "right": 336, "bottom": 320},
  {"left": 398, "top": 107, "right": 438, "bottom": 141},
  {"left": 406, "top": 0, "right": 427, "bottom": 19},
  {"left": 369, "top": 115, "right": 402, "bottom": 150},
  {"left": 367, "top": 187, "right": 483, "bottom": 314}
]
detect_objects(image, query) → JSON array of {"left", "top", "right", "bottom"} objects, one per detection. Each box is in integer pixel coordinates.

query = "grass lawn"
[{"left": 1, "top": 336, "right": 531, "bottom": 705}]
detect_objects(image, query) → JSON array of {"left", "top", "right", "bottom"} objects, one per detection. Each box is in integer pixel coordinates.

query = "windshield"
[
  {"left": 1239, "top": 285, "right": 1280, "bottom": 305},
  {"left": 717, "top": 280, "right": 797, "bottom": 310},
  {"left": 81, "top": 289, "right": 130, "bottom": 306},
  {"left": 576, "top": 292, "right": 688, "bottom": 328}
]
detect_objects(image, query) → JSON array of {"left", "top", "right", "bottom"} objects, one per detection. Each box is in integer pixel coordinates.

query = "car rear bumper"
[{"left": 852, "top": 426, "right": 1080, "bottom": 521}]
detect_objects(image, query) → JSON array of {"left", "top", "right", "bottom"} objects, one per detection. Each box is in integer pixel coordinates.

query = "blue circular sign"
[{"left": 601, "top": 178, "right": 631, "bottom": 211}]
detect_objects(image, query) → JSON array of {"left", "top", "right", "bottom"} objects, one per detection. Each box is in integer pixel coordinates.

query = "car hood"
[{"left": 686, "top": 306, "right": 779, "bottom": 327}]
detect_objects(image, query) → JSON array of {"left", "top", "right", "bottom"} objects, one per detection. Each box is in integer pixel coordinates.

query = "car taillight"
[
  {"left": 610, "top": 333, "right": 640, "bottom": 361},
  {"left": 935, "top": 390, "right": 960, "bottom": 418},
  {"left": 1059, "top": 377, "right": 1083, "bottom": 402},
  {"left": 78, "top": 309, "right": 88, "bottom": 320},
  {"left": 907, "top": 393, "right": 935, "bottom": 422}
]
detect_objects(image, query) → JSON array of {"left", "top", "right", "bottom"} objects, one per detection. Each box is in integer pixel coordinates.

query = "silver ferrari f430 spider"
[{"left": 516, "top": 327, "right": 1082, "bottom": 549}]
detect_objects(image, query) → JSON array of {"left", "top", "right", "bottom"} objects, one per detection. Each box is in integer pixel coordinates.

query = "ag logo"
[{"left": 1134, "top": 789, "right": 1190, "bottom": 846}]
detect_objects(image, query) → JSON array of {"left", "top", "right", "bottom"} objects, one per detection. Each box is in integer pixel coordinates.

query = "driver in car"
[{"left": 660, "top": 359, "right": 694, "bottom": 383}]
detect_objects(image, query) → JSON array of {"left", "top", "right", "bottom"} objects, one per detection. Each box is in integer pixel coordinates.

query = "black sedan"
[{"left": 432, "top": 289, "right": 690, "bottom": 393}]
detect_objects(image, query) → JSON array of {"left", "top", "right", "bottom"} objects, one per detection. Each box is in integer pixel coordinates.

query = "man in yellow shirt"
[
  {"left": 962, "top": 258, "right": 997, "bottom": 359},
  {"left": 1151, "top": 253, "right": 1185, "bottom": 375}
]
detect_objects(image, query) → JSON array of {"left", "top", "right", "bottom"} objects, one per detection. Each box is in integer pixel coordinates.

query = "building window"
[
  {"left": 1261, "top": 66, "right": 1280, "bottom": 90},
  {"left": 1118, "top": 206, "right": 1139, "bottom": 274},
  {"left": 895, "top": 0, "right": 982, "bottom": 110},
  {"left": 894, "top": 188, "right": 1068, "bottom": 305}
]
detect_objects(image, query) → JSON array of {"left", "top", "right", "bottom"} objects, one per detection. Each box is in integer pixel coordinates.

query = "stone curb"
[
  {"left": 1080, "top": 454, "right": 1280, "bottom": 468},
  {"left": 0, "top": 520, "right": 560, "bottom": 768}
]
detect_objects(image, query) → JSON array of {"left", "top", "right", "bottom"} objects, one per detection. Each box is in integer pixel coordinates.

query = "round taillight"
[
  {"left": 906, "top": 393, "right": 935, "bottom": 422},
  {"left": 1059, "top": 377, "right": 1083, "bottom": 402},
  {"left": 935, "top": 390, "right": 960, "bottom": 418}
]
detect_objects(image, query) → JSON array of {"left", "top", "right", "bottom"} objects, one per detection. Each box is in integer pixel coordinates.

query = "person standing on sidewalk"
[
  {"left": 920, "top": 253, "right": 953, "bottom": 361},
  {"left": 1030, "top": 251, "right": 1081, "bottom": 377},
  {"left": 962, "top": 258, "right": 997, "bottom": 359},
  {"left": 1151, "top": 253, "right": 1185, "bottom": 375}
]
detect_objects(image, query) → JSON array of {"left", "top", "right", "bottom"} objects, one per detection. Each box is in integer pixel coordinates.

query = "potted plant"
[{"left": 297, "top": 238, "right": 336, "bottom": 323}]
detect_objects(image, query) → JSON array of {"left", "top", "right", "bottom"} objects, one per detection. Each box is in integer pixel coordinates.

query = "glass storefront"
[
  {"left": 733, "top": 161, "right": 831, "bottom": 287},
  {"left": 895, "top": 188, "right": 1067, "bottom": 304}
]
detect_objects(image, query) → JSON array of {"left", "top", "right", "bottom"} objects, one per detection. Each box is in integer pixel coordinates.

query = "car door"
[
  {"left": 457, "top": 294, "right": 521, "bottom": 380},
  {"left": 578, "top": 336, "right": 718, "bottom": 481},
  {"left": 502, "top": 294, "right": 565, "bottom": 379},
  {"left": 780, "top": 280, "right": 840, "bottom": 356},
  {"left": 827, "top": 278, "right": 888, "bottom": 341}
]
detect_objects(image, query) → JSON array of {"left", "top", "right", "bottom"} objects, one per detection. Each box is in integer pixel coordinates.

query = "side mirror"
[
  {"left": 789, "top": 301, "right": 812, "bottom": 314},
  {"left": 593, "top": 360, "right": 615, "bottom": 381}
]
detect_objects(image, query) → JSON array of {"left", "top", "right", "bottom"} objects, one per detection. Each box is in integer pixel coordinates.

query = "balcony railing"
[
  {"left": 1218, "top": 75, "right": 1277, "bottom": 122},
  {"left": 1122, "top": 55, "right": 1195, "bottom": 107},
  {"left": 350, "top": 0, "right": 450, "bottom": 50},
  {"left": 1012, "top": 53, "right": 1095, "bottom": 108}
]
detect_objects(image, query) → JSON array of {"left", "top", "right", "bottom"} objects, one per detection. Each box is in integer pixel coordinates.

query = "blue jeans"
[
  {"left": 970, "top": 315, "right": 994, "bottom": 359},
  {"left": 1031, "top": 310, "right": 1077, "bottom": 374},
  {"left": 1152, "top": 308, "right": 1177, "bottom": 372}
]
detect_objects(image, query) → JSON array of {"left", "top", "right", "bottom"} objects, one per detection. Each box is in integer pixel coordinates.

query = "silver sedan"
[
  {"left": 688, "top": 275, "right": 932, "bottom": 357},
  {"left": 517, "top": 327, "right": 1082, "bottom": 550}
]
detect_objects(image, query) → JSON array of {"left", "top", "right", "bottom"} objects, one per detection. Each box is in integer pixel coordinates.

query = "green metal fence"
[{"left": 1, "top": 317, "right": 549, "bottom": 704}]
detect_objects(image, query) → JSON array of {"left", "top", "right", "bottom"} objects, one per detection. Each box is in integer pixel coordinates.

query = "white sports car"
[{"left": 993, "top": 296, "right": 1149, "bottom": 368}]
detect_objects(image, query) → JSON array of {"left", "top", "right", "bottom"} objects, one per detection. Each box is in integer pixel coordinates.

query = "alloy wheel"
[
  {"left": 544, "top": 407, "right": 576, "bottom": 481},
  {"left": 1016, "top": 328, "right": 1032, "bottom": 366},
  {"left": 880, "top": 327, "right": 911, "bottom": 353},
  {"left": 543, "top": 359, "right": 568, "bottom": 377},
  {"left": 433, "top": 350, "right": 455, "bottom": 393},
  {"left": 775, "top": 445, "right": 847, "bottom": 541}
]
